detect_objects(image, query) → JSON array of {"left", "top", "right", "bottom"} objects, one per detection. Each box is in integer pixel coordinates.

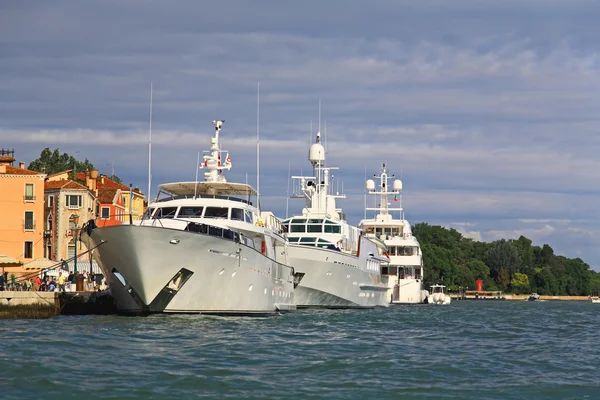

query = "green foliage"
[
  {"left": 510, "top": 272, "right": 530, "bottom": 294},
  {"left": 28, "top": 148, "right": 95, "bottom": 175},
  {"left": 413, "top": 223, "right": 599, "bottom": 296}
]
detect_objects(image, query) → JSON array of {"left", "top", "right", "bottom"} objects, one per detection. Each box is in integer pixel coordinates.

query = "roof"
[
  {"left": 97, "top": 188, "right": 120, "bottom": 204},
  {"left": 0, "top": 165, "right": 46, "bottom": 176},
  {"left": 158, "top": 181, "right": 258, "bottom": 196},
  {"left": 0, "top": 155, "right": 15, "bottom": 163},
  {"left": 74, "top": 171, "right": 131, "bottom": 191},
  {"left": 44, "top": 180, "right": 88, "bottom": 190}
]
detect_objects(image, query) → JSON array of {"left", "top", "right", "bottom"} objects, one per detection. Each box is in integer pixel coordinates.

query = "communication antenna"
[
  {"left": 194, "top": 151, "right": 200, "bottom": 199},
  {"left": 147, "top": 82, "right": 153, "bottom": 203},
  {"left": 286, "top": 161, "right": 291, "bottom": 218},
  {"left": 257, "top": 82, "right": 260, "bottom": 207}
]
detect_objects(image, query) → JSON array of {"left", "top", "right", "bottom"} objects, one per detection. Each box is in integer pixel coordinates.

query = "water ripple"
[{"left": 1, "top": 301, "right": 599, "bottom": 399}]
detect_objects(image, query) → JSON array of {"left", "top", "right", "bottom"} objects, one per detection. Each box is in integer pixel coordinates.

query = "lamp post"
[{"left": 70, "top": 214, "right": 81, "bottom": 285}]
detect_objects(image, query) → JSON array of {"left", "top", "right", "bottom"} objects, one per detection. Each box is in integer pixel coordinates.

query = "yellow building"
[{"left": 0, "top": 150, "right": 47, "bottom": 262}]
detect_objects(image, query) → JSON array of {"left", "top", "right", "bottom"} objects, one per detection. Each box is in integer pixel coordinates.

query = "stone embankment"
[
  {"left": 505, "top": 295, "right": 589, "bottom": 301},
  {"left": 0, "top": 291, "right": 116, "bottom": 318}
]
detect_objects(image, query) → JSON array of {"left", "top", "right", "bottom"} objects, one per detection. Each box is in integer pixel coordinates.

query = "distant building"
[
  {"left": 0, "top": 149, "right": 47, "bottom": 262},
  {"left": 73, "top": 172, "right": 145, "bottom": 221},
  {"left": 44, "top": 179, "right": 98, "bottom": 262}
]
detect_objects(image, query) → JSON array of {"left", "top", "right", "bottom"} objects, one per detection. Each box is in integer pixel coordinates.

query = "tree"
[
  {"left": 510, "top": 272, "right": 530, "bottom": 294},
  {"left": 484, "top": 239, "right": 521, "bottom": 283},
  {"left": 28, "top": 148, "right": 95, "bottom": 175}
]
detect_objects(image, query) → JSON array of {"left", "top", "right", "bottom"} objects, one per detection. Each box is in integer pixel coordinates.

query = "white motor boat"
[
  {"left": 281, "top": 131, "right": 389, "bottom": 308},
  {"left": 359, "top": 163, "right": 428, "bottom": 304},
  {"left": 425, "top": 285, "right": 451, "bottom": 305},
  {"left": 81, "top": 120, "right": 297, "bottom": 315}
]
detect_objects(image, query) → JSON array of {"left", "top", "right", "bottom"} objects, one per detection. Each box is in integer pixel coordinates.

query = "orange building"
[
  {"left": 0, "top": 150, "right": 47, "bottom": 262},
  {"left": 97, "top": 188, "right": 126, "bottom": 227}
]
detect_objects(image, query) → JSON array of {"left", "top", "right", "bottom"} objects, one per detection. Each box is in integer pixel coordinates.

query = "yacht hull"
[
  {"left": 287, "top": 245, "right": 388, "bottom": 308},
  {"left": 82, "top": 225, "right": 295, "bottom": 315},
  {"left": 387, "top": 277, "right": 428, "bottom": 304}
]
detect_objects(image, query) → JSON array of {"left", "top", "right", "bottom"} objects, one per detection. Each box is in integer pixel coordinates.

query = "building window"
[
  {"left": 24, "top": 241, "right": 33, "bottom": 259},
  {"left": 48, "top": 195, "right": 54, "bottom": 208},
  {"left": 66, "top": 194, "right": 82, "bottom": 209},
  {"left": 46, "top": 214, "right": 53, "bottom": 232},
  {"left": 24, "top": 183, "right": 35, "bottom": 202},
  {"left": 24, "top": 211, "right": 34, "bottom": 231},
  {"left": 101, "top": 207, "right": 110, "bottom": 219}
]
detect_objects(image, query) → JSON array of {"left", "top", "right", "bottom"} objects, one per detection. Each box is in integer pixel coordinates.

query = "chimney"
[
  {"left": 101, "top": 176, "right": 105, "bottom": 184},
  {"left": 19, "top": 162, "right": 25, "bottom": 169}
]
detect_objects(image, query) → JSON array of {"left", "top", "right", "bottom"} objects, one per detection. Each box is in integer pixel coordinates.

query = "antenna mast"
[
  {"left": 147, "top": 82, "right": 153, "bottom": 203},
  {"left": 257, "top": 82, "right": 260, "bottom": 207}
]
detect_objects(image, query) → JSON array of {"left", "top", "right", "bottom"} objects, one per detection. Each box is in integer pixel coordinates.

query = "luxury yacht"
[
  {"left": 358, "top": 164, "right": 428, "bottom": 304},
  {"left": 82, "top": 120, "right": 297, "bottom": 315},
  {"left": 281, "top": 131, "right": 389, "bottom": 308}
]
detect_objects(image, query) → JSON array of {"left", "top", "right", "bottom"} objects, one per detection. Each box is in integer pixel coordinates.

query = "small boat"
[
  {"left": 527, "top": 293, "right": 541, "bottom": 301},
  {"left": 425, "top": 284, "right": 451, "bottom": 305},
  {"left": 589, "top": 289, "right": 599, "bottom": 303}
]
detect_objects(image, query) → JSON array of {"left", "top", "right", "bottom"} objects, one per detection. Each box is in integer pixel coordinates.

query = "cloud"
[{"left": 2, "top": 1, "right": 600, "bottom": 270}]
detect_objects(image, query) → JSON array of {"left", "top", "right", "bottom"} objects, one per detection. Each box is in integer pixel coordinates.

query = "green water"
[{"left": 0, "top": 301, "right": 597, "bottom": 399}]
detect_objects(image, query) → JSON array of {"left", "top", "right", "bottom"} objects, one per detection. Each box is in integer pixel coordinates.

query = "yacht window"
[
  {"left": 287, "top": 237, "right": 300, "bottom": 243},
  {"left": 230, "top": 208, "right": 244, "bottom": 221},
  {"left": 156, "top": 207, "right": 178, "bottom": 219},
  {"left": 208, "top": 226, "right": 223, "bottom": 237},
  {"left": 324, "top": 224, "right": 341, "bottom": 234},
  {"left": 307, "top": 224, "right": 322, "bottom": 233},
  {"left": 178, "top": 207, "right": 204, "bottom": 218},
  {"left": 389, "top": 266, "right": 398, "bottom": 275},
  {"left": 204, "top": 207, "right": 229, "bottom": 219},
  {"left": 384, "top": 228, "right": 393, "bottom": 235},
  {"left": 144, "top": 207, "right": 156, "bottom": 218},
  {"left": 382, "top": 267, "right": 389, "bottom": 275},
  {"left": 290, "top": 225, "right": 306, "bottom": 233},
  {"left": 291, "top": 218, "right": 307, "bottom": 224},
  {"left": 324, "top": 220, "right": 336, "bottom": 224},
  {"left": 317, "top": 238, "right": 332, "bottom": 248},
  {"left": 244, "top": 210, "right": 253, "bottom": 223},
  {"left": 298, "top": 237, "right": 317, "bottom": 246},
  {"left": 365, "top": 227, "right": 374, "bottom": 234},
  {"left": 375, "top": 227, "right": 383, "bottom": 235}
]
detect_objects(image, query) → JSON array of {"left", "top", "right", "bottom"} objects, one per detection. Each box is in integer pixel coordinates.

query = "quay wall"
[{"left": 0, "top": 291, "right": 59, "bottom": 307}]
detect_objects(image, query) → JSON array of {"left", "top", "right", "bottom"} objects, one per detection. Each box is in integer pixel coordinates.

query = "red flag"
[{"left": 393, "top": 195, "right": 398, "bottom": 202}]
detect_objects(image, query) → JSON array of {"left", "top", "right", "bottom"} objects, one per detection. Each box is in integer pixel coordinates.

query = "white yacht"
[
  {"left": 82, "top": 120, "right": 297, "bottom": 315},
  {"left": 359, "top": 164, "right": 428, "bottom": 304},
  {"left": 281, "top": 132, "right": 389, "bottom": 308}
]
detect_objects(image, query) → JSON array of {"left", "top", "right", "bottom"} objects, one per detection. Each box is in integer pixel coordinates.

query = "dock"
[{"left": 0, "top": 290, "right": 117, "bottom": 318}]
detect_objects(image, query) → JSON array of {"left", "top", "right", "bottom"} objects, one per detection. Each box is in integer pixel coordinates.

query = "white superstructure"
[
  {"left": 281, "top": 131, "right": 389, "bottom": 308},
  {"left": 82, "top": 120, "right": 297, "bottom": 315},
  {"left": 359, "top": 164, "right": 428, "bottom": 304}
]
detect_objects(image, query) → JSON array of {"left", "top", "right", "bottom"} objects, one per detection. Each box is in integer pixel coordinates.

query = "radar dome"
[
  {"left": 366, "top": 179, "right": 375, "bottom": 191},
  {"left": 309, "top": 142, "right": 325, "bottom": 165},
  {"left": 393, "top": 179, "right": 402, "bottom": 191}
]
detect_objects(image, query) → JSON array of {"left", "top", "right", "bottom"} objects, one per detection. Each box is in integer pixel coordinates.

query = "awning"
[
  {"left": 0, "top": 254, "right": 22, "bottom": 267},
  {"left": 23, "top": 258, "right": 59, "bottom": 270}
]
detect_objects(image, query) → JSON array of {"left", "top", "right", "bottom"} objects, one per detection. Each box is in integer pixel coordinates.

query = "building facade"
[
  {"left": 0, "top": 150, "right": 47, "bottom": 262},
  {"left": 44, "top": 180, "right": 98, "bottom": 263}
]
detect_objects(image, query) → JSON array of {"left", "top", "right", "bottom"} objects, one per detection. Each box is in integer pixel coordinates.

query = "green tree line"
[
  {"left": 412, "top": 223, "right": 600, "bottom": 295},
  {"left": 28, "top": 148, "right": 122, "bottom": 183}
]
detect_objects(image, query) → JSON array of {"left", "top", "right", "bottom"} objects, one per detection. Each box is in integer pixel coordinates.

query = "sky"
[{"left": 2, "top": 0, "right": 600, "bottom": 269}]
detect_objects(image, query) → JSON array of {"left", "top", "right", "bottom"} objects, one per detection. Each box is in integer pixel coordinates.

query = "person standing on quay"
[{"left": 57, "top": 272, "right": 67, "bottom": 292}]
